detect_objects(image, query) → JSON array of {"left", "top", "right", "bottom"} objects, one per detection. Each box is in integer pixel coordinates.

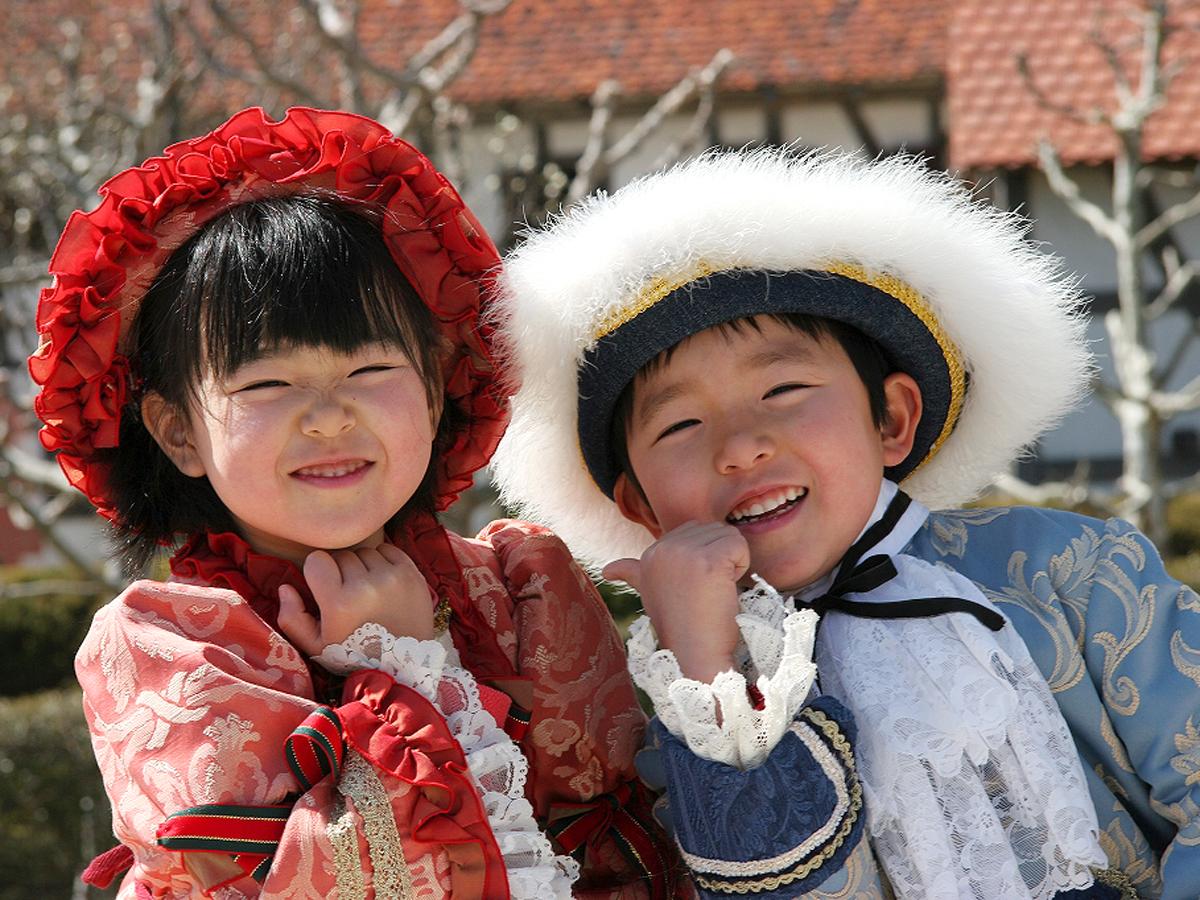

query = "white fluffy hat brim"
[{"left": 490, "top": 148, "right": 1092, "bottom": 571}]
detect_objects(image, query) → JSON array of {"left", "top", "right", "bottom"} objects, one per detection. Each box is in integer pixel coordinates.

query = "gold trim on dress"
[
  {"left": 327, "top": 796, "right": 367, "bottom": 900},
  {"left": 339, "top": 751, "right": 417, "bottom": 899}
]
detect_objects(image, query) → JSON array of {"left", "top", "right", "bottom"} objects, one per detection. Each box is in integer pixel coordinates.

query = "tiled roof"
[
  {"left": 439, "top": 0, "right": 950, "bottom": 103},
  {"left": 14, "top": 1, "right": 1200, "bottom": 170},
  {"left": 948, "top": 0, "right": 1200, "bottom": 169},
  {"left": 7, "top": 0, "right": 949, "bottom": 113}
]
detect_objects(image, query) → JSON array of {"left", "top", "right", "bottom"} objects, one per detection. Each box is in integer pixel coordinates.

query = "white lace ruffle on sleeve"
[
  {"left": 626, "top": 577, "right": 819, "bottom": 770},
  {"left": 315, "top": 624, "right": 579, "bottom": 899}
]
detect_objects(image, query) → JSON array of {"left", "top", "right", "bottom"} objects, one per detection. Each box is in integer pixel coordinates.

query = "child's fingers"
[
  {"left": 277, "top": 584, "right": 322, "bottom": 656},
  {"left": 354, "top": 546, "right": 387, "bottom": 572},
  {"left": 303, "top": 550, "right": 344, "bottom": 600},
  {"left": 375, "top": 542, "right": 415, "bottom": 569},
  {"left": 602, "top": 558, "right": 643, "bottom": 591}
]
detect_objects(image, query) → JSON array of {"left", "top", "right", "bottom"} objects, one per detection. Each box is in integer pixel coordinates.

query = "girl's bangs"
[{"left": 197, "top": 198, "right": 429, "bottom": 382}]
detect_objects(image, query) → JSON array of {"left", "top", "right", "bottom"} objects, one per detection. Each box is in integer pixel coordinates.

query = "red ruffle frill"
[{"left": 29, "top": 106, "right": 506, "bottom": 520}]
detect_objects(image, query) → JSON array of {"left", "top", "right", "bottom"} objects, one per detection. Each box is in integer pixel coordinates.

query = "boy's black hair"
[
  {"left": 609, "top": 313, "right": 892, "bottom": 496},
  {"left": 103, "top": 194, "right": 457, "bottom": 575}
]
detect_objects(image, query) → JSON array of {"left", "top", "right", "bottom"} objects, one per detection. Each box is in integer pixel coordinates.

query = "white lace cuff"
[
  {"left": 316, "top": 624, "right": 579, "bottom": 898},
  {"left": 626, "top": 583, "right": 819, "bottom": 770}
]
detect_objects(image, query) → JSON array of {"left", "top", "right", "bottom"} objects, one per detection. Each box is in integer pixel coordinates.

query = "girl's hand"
[
  {"left": 603, "top": 521, "right": 748, "bottom": 683},
  {"left": 276, "top": 542, "right": 437, "bottom": 657}
]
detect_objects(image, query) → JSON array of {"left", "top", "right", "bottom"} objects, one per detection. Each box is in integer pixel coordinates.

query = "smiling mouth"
[
  {"left": 727, "top": 487, "right": 808, "bottom": 524},
  {"left": 291, "top": 460, "right": 372, "bottom": 479}
]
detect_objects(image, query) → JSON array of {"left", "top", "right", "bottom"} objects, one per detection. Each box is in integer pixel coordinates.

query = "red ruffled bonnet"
[{"left": 29, "top": 106, "right": 506, "bottom": 521}]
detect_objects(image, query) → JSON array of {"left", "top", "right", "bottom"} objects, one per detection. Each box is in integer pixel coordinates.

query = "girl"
[{"left": 31, "top": 107, "right": 678, "bottom": 898}]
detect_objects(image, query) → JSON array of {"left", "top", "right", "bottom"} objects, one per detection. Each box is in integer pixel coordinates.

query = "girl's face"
[{"left": 151, "top": 341, "right": 436, "bottom": 565}]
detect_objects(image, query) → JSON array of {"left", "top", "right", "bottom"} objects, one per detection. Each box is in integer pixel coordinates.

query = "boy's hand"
[
  {"left": 603, "top": 521, "right": 749, "bottom": 683},
  {"left": 276, "top": 542, "right": 436, "bottom": 657}
]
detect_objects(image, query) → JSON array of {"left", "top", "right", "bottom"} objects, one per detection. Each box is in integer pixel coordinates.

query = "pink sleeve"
[
  {"left": 477, "top": 521, "right": 692, "bottom": 898},
  {"left": 77, "top": 580, "right": 476, "bottom": 898}
]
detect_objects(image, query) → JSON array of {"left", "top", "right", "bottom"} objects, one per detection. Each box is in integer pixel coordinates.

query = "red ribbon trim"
[
  {"left": 340, "top": 668, "right": 509, "bottom": 899},
  {"left": 549, "top": 780, "right": 672, "bottom": 900}
]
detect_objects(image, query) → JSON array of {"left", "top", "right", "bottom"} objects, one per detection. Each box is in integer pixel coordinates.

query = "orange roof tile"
[
  {"left": 948, "top": 0, "right": 1200, "bottom": 169},
  {"left": 7, "top": 0, "right": 949, "bottom": 115},
  {"left": 443, "top": 0, "right": 950, "bottom": 104}
]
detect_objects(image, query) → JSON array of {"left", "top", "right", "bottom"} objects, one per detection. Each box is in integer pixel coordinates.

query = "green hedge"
[
  {"left": 0, "top": 687, "right": 115, "bottom": 898},
  {"left": 0, "top": 568, "right": 104, "bottom": 697}
]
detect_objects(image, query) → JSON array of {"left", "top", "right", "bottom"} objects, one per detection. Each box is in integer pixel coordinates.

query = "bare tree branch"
[
  {"left": 1015, "top": 52, "right": 1108, "bottom": 127},
  {"left": 296, "top": 0, "right": 366, "bottom": 109},
  {"left": 1152, "top": 372, "right": 1200, "bottom": 414},
  {"left": 601, "top": 49, "right": 734, "bottom": 179},
  {"left": 195, "top": 0, "right": 325, "bottom": 104},
  {"left": 0, "top": 463, "right": 118, "bottom": 590},
  {"left": 1156, "top": 311, "right": 1200, "bottom": 388},
  {"left": 650, "top": 49, "right": 734, "bottom": 170},
  {"left": 1136, "top": 190, "right": 1200, "bottom": 249},
  {"left": 1036, "top": 140, "right": 1121, "bottom": 243},
  {"left": 1147, "top": 259, "right": 1200, "bottom": 318},
  {"left": 567, "top": 80, "right": 620, "bottom": 205},
  {"left": 991, "top": 464, "right": 1104, "bottom": 508}
]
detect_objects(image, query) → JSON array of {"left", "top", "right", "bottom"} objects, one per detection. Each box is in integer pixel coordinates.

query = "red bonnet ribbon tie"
[{"left": 548, "top": 780, "right": 671, "bottom": 900}]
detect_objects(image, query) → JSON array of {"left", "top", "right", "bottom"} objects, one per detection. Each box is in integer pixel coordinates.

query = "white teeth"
[
  {"left": 728, "top": 488, "right": 807, "bottom": 522},
  {"left": 296, "top": 461, "right": 367, "bottom": 478}
]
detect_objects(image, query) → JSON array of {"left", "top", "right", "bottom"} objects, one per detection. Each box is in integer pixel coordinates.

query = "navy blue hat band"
[{"left": 577, "top": 268, "right": 962, "bottom": 497}]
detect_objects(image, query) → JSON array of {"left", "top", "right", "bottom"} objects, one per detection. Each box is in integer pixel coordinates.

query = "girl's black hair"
[
  {"left": 610, "top": 313, "right": 892, "bottom": 499},
  {"left": 103, "top": 194, "right": 456, "bottom": 575}
]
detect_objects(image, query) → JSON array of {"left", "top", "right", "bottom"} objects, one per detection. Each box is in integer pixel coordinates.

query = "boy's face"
[{"left": 614, "top": 318, "right": 921, "bottom": 593}]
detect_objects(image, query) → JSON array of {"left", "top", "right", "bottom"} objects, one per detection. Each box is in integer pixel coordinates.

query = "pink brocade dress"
[{"left": 77, "top": 517, "right": 687, "bottom": 898}]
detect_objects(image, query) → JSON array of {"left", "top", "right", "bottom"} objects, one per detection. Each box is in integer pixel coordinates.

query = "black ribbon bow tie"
[{"left": 805, "top": 490, "right": 1005, "bottom": 632}]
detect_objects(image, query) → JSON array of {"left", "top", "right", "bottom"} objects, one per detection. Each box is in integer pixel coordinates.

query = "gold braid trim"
[
  {"left": 1093, "top": 865, "right": 1139, "bottom": 900},
  {"left": 824, "top": 262, "right": 966, "bottom": 473},
  {"left": 339, "top": 751, "right": 417, "bottom": 899},
  {"left": 590, "top": 261, "right": 967, "bottom": 475},
  {"left": 327, "top": 796, "right": 367, "bottom": 900},
  {"left": 432, "top": 597, "right": 452, "bottom": 636},
  {"left": 689, "top": 706, "right": 863, "bottom": 894},
  {"left": 593, "top": 262, "right": 719, "bottom": 338}
]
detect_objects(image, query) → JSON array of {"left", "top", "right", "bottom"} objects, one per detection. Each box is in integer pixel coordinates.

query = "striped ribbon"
[
  {"left": 156, "top": 706, "right": 344, "bottom": 884},
  {"left": 155, "top": 803, "right": 291, "bottom": 883},
  {"left": 285, "top": 705, "right": 344, "bottom": 789},
  {"left": 504, "top": 701, "right": 531, "bottom": 741},
  {"left": 548, "top": 780, "right": 672, "bottom": 900}
]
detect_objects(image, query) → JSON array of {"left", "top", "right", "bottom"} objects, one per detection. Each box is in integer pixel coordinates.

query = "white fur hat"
[{"left": 490, "top": 148, "right": 1092, "bottom": 570}]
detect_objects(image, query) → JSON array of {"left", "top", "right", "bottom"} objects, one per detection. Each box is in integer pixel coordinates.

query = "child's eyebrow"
[
  {"left": 634, "top": 382, "right": 690, "bottom": 427},
  {"left": 746, "top": 343, "right": 818, "bottom": 369}
]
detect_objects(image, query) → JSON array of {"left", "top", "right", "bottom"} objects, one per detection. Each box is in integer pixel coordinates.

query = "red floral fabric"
[
  {"left": 30, "top": 106, "right": 506, "bottom": 519},
  {"left": 81, "top": 519, "right": 682, "bottom": 896}
]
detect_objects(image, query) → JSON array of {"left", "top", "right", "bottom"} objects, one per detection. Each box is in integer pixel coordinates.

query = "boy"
[{"left": 491, "top": 150, "right": 1200, "bottom": 898}]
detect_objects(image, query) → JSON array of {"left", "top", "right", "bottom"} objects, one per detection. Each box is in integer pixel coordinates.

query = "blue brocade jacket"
[{"left": 648, "top": 507, "right": 1200, "bottom": 899}]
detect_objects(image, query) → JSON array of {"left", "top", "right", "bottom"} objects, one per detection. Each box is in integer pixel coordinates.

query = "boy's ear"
[
  {"left": 613, "top": 472, "right": 664, "bottom": 538},
  {"left": 879, "top": 372, "right": 923, "bottom": 468},
  {"left": 141, "top": 392, "right": 207, "bottom": 478}
]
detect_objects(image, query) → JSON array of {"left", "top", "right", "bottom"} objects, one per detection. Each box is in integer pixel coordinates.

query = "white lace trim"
[
  {"left": 316, "top": 624, "right": 579, "bottom": 898},
  {"left": 626, "top": 579, "right": 819, "bottom": 770},
  {"left": 792, "top": 479, "right": 1107, "bottom": 900}
]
